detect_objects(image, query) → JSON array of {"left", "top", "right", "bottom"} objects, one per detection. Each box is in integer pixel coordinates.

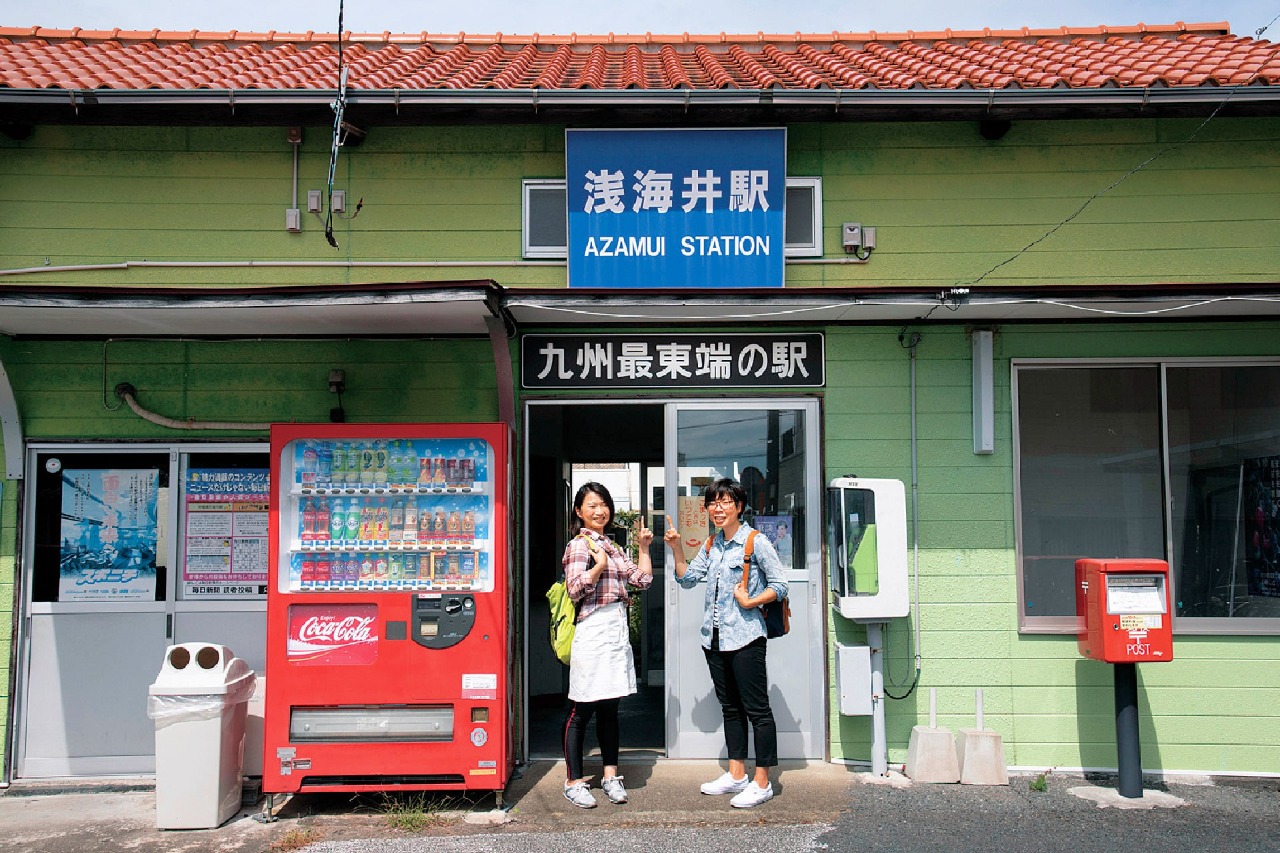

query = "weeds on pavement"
[
  {"left": 269, "top": 827, "right": 321, "bottom": 852},
  {"left": 378, "top": 792, "right": 459, "bottom": 832},
  {"left": 1029, "top": 767, "right": 1056, "bottom": 793}
]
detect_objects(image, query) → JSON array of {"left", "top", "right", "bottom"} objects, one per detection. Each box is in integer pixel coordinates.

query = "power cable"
[{"left": 325, "top": 0, "right": 348, "bottom": 248}]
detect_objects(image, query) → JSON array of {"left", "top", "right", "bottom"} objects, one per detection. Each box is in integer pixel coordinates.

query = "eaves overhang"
[
  {"left": 0, "top": 281, "right": 503, "bottom": 338},
  {"left": 2, "top": 282, "right": 1279, "bottom": 338},
  {"left": 502, "top": 284, "right": 1280, "bottom": 327}
]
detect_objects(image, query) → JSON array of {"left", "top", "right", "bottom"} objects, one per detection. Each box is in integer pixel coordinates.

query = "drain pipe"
[
  {"left": 908, "top": 338, "right": 922, "bottom": 678},
  {"left": 115, "top": 383, "right": 270, "bottom": 431}
]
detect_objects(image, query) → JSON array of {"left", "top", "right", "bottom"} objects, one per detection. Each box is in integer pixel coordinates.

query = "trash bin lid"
[{"left": 148, "top": 643, "right": 255, "bottom": 696}]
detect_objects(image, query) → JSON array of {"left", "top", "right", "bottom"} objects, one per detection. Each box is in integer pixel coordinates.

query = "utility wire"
[{"left": 324, "top": 0, "right": 347, "bottom": 248}]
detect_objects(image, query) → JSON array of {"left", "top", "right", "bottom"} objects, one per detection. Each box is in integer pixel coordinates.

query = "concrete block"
[
  {"left": 956, "top": 728, "right": 1009, "bottom": 786},
  {"left": 904, "top": 725, "right": 960, "bottom": 783}
]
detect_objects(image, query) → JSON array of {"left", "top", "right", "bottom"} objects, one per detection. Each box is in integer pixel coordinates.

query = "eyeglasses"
[{"left": 707, "top": 499, "right": 739, "bottom": 510}]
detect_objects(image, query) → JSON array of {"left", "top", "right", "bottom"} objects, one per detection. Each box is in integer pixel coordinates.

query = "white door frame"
[{"left": 663, "top": 398, "right": 825, "bottom": 759}]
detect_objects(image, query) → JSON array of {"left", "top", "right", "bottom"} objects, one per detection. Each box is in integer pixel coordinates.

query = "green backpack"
[{"left": 546, "top": 533, "right": 598, "bottom": 665}]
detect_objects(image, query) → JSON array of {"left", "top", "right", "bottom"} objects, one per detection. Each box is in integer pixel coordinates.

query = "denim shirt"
[{"left": 676, "top": 523, "right": 789, "bottom": 652}]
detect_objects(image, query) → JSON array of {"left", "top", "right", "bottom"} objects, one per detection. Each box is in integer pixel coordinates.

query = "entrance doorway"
[
  {"left": 524, "top": 399, "right": 825, "bottom": 762},
  {"left": 525, "top": 403, "right": 665, "bottom": 759}
]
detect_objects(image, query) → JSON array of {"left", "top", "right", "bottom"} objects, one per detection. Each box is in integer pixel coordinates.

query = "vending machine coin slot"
[{"left": 413, "top": 593, "right": 476, "bottom": 649}]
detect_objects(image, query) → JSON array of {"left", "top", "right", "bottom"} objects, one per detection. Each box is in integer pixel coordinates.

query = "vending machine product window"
[{"left": 279, "top": 437, "right": 495, "bottom": 595}]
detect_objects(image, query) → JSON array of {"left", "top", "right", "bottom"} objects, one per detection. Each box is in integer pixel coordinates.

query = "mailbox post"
[{"left": 1075, "top": 558, "right": 1174, "bottom": 798}]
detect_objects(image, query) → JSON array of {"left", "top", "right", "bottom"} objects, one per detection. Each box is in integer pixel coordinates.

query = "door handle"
[{"left": 166, "top": 613, "right": 173, "bottom": 639}]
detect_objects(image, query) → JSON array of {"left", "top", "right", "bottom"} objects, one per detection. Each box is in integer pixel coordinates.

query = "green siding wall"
[
  {"left": 0, "top": 338, "right": 498, "bottom": 438},
  {"left": 3, "top": 119, "right": 1277, "bottom": 289},
  {"left": 824, "top": 323, "right": 1280, "bottom": 775}
]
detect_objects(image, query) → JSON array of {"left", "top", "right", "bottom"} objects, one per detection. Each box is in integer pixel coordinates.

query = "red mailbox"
[{"left": 1076, "top": 558, "right": 1173, "bottom": 663}]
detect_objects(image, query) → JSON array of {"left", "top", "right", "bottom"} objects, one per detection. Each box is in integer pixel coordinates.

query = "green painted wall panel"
[
  {"left": 823, "top": 320, "right": 1280, "bottom": 774},
  {"left": 0, "top": 338, "right": 499, "bottom": 439},
  {"left": 4, "top": 118, "right": 1276, "bottom": 290}
]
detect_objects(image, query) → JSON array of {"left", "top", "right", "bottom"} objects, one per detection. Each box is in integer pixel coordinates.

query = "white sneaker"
[
  {"left": 601, "top": 775, "right": 628, "bottom": 804},
  {"left": 700, "top": 771, "right": 750, "bottom": 796},
  {"left": 563, "top": 781, "right": 597, "bottom": 809},
  {"left": 730, "top": 781, "right": 774, "bottom": 808}
]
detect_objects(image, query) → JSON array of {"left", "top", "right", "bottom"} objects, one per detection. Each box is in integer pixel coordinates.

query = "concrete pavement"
[{"left": 0, "top": 760, "right": 1275, "bottom": 853}]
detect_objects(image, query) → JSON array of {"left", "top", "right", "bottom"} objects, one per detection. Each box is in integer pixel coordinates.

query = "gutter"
[{"left": 2, "top": 84, "right": 1276, "bottom": 112}]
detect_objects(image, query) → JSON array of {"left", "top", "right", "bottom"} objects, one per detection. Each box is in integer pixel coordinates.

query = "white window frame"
[
  {"left": 522, "top": 179, "right": 569, "bottom": 258},
  {"left": 782, "top": 177, "right": 824, "bottom": 257},
  {"left": 521, "top": 177, "right": 823, "bottom": 259}
]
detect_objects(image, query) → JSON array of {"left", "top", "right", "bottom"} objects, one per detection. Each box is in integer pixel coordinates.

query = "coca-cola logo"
[
  {"left": 298, "top": 615, "right": 375, "bottom": 644},
  {"left": 288, "top": 604, "right": 379, "bottom": 665}
]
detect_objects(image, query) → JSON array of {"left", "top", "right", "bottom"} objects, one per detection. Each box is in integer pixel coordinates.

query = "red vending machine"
[{"left": 264, "top": 423, "right": 513, "bottom": 798}]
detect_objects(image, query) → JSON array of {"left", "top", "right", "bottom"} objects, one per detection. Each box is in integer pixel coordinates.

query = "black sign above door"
[{"left": 521, "top": 333, "right": 824, "bottom": 390}]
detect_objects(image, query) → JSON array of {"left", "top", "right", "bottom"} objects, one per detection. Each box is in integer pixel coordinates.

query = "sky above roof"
[{"left": 13, "top": 0, "right": 1280, "bottom": 37}]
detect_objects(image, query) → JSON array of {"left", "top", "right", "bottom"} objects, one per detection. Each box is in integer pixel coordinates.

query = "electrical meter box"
[
  {"left": 1075, "top": 558, "right": 1173, "bottom": 663},
  {"left": 826, "top": 478, "right": 908, "bottom": 621}
]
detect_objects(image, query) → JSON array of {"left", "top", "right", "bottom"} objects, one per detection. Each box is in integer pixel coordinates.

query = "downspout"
[
  {"left": 0, "top": 352, "right": 23, "bottom": 479},
  {"left": 0, "top": 349, "right": 22, "bottom": 786}
]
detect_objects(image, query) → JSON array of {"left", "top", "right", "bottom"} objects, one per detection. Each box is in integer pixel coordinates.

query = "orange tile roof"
[{"left": 1, "top": 22, "right": 1278, "bottom": 91}]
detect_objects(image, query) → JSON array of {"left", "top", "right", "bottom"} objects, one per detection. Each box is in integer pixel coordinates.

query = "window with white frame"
[
  {"left": 522, "top": 179, "right": 569, "bottom": 258},
  {"left": 522, "top": 177, "right": 823, "bottom": 258},
  {"left": 1014, "top": 360, "right": 1280, "bottom": 634}
]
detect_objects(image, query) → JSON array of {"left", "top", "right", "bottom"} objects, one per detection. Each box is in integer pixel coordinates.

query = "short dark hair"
[
  {"left": 703, "top": 477, "right": 747, "bottom": 510},
  {"left": 572, "top": 481, "right": 615, "bottom": 535}
]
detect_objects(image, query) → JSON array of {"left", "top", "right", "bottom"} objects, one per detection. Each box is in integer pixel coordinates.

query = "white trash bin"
[{"left": 147, "top": 643, "right": 256, "bottom": 829}]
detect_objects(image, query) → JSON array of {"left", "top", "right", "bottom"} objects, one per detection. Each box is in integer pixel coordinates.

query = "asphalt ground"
[{"left": 0, "top": 760, "right": 1275, "bottom": 853}]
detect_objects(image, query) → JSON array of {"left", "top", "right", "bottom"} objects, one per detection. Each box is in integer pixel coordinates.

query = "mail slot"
[{"left": 1075, "top": 558, "right": 1173, "bottom": 663}]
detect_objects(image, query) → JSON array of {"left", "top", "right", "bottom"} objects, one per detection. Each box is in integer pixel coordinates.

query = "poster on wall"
[
  {"left": 58, "top": 468, "right": 159, "bottom": 601},
  {"left": 183, "top": 468, "right": 270, "bottom": 599},
  {"left": 754, "top": 514, "right": 794, "bottom": 568},
  {"left": 676, "top": 496, "right": 711, "bottom": 563}
]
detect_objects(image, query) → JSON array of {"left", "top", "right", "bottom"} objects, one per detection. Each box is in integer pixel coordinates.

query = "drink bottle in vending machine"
[{"left": 265, "top": 423, "right": 513, "bottom": 799}]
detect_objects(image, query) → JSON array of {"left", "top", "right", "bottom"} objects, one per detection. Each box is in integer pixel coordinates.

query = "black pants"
[
  {"left": 704, "top": 631, "right": 777, "bottom": 767},
  {"left": 562, "top": 697, "right": 620, "bottom": 781}
]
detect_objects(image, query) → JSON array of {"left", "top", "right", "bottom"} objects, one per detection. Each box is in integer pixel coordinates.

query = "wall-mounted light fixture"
[
  {"left": 971, "top": 329, "right": 995, "bottom": 455},
  {"left": 842, "top": 222, "right": 877, "bottom": 262}
]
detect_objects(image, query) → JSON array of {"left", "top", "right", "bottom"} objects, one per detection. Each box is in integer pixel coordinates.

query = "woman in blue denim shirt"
[{"left": 664, "top": 477, "right": 788, "bottom": 809}]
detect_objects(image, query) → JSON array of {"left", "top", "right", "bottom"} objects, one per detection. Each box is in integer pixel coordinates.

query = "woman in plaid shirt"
[{"left": 561, "top": 481, "right": 655, "bottom": 809}]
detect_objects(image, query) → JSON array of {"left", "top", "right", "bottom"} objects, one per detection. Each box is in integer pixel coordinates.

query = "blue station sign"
[{"left": 566, "top": 128, "right": 786, "bottom": 289}]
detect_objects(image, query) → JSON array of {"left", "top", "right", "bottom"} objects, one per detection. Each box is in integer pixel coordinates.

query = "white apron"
[{"left": 567, "top": 601, "right": 637, "bottom": 703}]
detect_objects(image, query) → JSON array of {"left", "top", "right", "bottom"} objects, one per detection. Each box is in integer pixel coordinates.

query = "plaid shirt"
[{"left": 563, "top": 529, "right": 653, "bottom": 622}]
